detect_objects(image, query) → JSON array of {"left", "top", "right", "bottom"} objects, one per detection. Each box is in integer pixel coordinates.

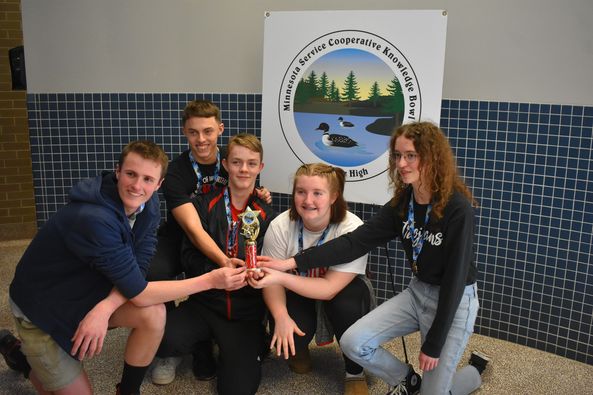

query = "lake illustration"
[{"left": 294, "top": 112, "right": 391, "bottom": 167}]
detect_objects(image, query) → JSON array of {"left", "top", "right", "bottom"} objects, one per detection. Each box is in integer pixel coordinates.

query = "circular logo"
[{"left": 277, "top": 30, "right": 421, "bottom": 182}]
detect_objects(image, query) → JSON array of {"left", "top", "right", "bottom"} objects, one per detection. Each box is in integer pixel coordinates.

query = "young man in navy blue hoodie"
[{"left": 6, "top": 140, "right": 247, "bottom": 395}]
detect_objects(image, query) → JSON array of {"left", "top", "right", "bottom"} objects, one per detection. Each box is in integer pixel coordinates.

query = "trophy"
[{"left": 239, "top": 206, "right": 261, "bottom": 271}]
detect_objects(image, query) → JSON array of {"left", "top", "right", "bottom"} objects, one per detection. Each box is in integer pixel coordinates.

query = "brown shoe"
[
  {"left": 344, "top": 375, "right": 369, "bottom": 395},
  {"left": 287, "top": 348, "right": 312, "bottom": 374}
]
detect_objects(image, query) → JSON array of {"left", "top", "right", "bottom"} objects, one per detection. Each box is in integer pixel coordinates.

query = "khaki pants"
[{"left": 13, "top": 316, "right": 83, "bottom": 391}]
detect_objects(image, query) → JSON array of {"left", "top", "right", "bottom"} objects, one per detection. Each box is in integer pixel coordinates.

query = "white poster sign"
[{"left": 261, "top": 10, "right": 447, "bottom": 204}]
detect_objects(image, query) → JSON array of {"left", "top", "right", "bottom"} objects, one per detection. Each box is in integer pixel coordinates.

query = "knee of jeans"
[{"left": 340, "top": 329, "right": 370, "bottom": 360}]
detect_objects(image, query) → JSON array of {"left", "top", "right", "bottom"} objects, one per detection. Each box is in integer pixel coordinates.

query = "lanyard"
[
  {"left": 297, "top": 220, "right": 330, "bottom": 278},
  {"left": 189, "top": 150, "right": 220, "bottom": 194},
  {"left": 407, "top": 190, "right": 431, "bottom": 274},
  {"left": 223, "top": 187, "right": 239, "bottom": 257}
]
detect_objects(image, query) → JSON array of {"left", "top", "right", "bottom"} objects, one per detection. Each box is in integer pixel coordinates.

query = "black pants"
[
  {"left": 146, "top": 226, "right": 183, "bottom": 282},
  {"left": 157, "top": 299, "right": 265, "bottom": 395},
  {"left": 284, "top": 275, "right": 371, "bottom": 375}
]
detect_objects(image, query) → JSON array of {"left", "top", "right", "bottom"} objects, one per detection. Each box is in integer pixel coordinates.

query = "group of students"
[{"left": 0, "top": 100, "right": 490, "bottom": 395}]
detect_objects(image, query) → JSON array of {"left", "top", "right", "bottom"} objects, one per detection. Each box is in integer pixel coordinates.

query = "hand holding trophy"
[{"left": 239, "top": 206, "right": 261, "bottom": 272}]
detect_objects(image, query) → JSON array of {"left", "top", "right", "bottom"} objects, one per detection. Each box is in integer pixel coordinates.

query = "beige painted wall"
[{"left": 20, "top": 0, "right": 593, "bottom": 105}]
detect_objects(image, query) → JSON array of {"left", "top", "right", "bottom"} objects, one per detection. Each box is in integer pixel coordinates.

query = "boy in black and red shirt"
[
  {"left": 149, "top": 100, "right": 270, "bottom": 385},
  {"left": 155, "top": 134, "right": 275, "bottom": 395}
]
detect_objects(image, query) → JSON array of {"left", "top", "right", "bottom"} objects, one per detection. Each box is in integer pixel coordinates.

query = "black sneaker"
[
  {"left": 386, "top": 364, "right": 422, "bottom": 395},
  {"left": 0, "top": 329, "right": 31, "bottom": 378},
  {"left": 192, "top": 341, "right": 216, "bottom": 381},
  {"left": 469, "top": 350, "right": 491, "bottom": 375}
]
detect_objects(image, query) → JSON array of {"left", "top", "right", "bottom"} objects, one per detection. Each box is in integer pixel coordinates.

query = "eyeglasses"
[{"left": 391, "top": 152, "right": 418, "bottom": 163}]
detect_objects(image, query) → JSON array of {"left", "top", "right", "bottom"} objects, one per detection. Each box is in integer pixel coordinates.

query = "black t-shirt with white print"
[
  {"left": 294, "top": 188, "right": 477, "bottom": 359},
  {"left": 160, "top": 147, "right": 228, "bottom": 242}
]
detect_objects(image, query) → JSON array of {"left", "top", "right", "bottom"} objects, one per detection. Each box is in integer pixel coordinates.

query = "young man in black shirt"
[{"left": 148, "top": 100, "right": 271, "bottom": 384}]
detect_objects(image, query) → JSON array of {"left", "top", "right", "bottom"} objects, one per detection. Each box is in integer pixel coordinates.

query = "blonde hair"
[
  {"left": 289, "top": 163, "right": 347, "bottom": 223},
  {"left": 226, "top": 133, "right": 263, "bottom": 161}
]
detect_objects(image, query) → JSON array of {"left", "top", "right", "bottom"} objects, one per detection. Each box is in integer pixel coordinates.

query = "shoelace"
[{"left": 387, "top": 382, "right": 409, "bottom": 395}]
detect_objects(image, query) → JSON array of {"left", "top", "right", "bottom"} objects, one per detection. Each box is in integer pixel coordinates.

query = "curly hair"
[
  {"left": 289, "top": 163, "right": 348, "bottom": 224},
  {"left": 388, "top": 122, "right": 477, "bottom": 219}
]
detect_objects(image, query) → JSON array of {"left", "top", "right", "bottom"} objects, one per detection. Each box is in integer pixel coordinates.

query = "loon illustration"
[
  {"left": 315, "top": 122, "right": 358, "bottom": 147},
  {"left": 338, "top": 116, "right": 355, "bottom": 127}
]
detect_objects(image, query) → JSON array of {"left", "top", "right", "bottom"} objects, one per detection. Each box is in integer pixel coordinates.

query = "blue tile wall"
[
  {"left": 26, "top": 93, "right": 593, "bottom": 365},
  {"left": 27, "top": 93, "right": 262, "bottom": 218}
]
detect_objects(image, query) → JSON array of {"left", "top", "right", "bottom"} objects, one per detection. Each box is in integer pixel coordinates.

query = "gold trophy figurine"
[{"left": 239, "top": 206, "right": 261, "bottom": 271}]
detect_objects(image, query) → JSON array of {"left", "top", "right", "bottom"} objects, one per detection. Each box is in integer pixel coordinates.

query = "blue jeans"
[{"left": 340, "top": 277, "right": 480, "bottom": 395}]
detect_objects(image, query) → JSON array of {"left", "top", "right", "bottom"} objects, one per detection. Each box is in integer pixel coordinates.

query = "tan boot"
[
  {"left": 344, "top": 375, "right": 369, "bottom": 395},
  {"left": 287, "top": 347, "right": 312, "bottom": 374}
]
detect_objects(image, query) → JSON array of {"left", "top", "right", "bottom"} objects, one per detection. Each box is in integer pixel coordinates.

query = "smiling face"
[
  {"left": 293, "top": 175, "right": 337, "bottom": 232},
  {"left": 222, "top": 145, "right": 263, "bottom": 193},
  {"left": 183, "top": 116, "right": 224, "bottom": 164},
  {"left": 393, "top": 135, "right": 422, "bottom": 188},
  {"left": 116, "top": 152, "right": 163, "bottom": 216}
]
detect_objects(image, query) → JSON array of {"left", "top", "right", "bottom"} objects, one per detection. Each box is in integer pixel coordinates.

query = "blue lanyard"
[
  {"left": 297, "top": 220, "right": 330, "bottom": 277},
  {"left": 223, "top": 187, "right": 239, "bottom": 257},
  {"left": 407, "top": 190, "right": 431, "bottom": 274},
  {"left": 189, "top": 150, "right": 220, "bottom": 194}
]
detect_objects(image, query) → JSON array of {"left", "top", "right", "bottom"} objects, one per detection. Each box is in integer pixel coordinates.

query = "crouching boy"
[{"left": 9, "top": 140, "right": 246, "bottom": 395}]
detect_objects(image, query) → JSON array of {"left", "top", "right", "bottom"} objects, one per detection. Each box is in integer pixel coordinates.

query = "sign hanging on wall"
[{"left": 261, "top": 10, "right": 447, "bottom": 204}]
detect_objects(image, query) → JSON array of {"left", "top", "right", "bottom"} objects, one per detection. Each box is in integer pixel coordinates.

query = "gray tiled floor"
[{"left": 1, "top": 239, "right": 592, "bottom": 394}]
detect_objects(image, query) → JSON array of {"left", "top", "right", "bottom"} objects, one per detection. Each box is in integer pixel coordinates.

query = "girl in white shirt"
[{"left": 251, "top": 163, "right": 373, "bottom": 395}]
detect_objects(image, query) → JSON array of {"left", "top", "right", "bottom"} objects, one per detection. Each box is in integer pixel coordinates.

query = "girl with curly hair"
[{"left": 259, "top": 122, "right": 488, "bottom": 394}]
